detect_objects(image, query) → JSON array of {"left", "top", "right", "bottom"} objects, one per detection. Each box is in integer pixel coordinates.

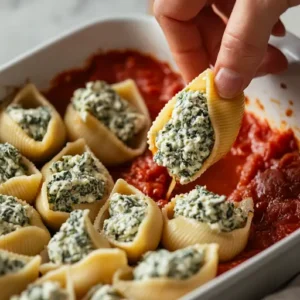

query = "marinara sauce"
[{"left": 45, "top": 50, "right": 300, "bottom": 275}]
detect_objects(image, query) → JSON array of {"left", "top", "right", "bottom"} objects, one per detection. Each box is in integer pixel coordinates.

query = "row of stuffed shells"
[{"left": 0, "top": 79, "right": 151, "bottom": 167}]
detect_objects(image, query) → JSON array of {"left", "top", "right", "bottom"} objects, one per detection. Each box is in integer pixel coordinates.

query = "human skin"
[{"left": 154, "top": 0, "right": 300, "bottom": 98}]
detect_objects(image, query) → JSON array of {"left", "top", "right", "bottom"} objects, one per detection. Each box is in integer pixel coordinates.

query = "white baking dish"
[{"left": 0, "top": 16, "right": 300, "bottom": 300}]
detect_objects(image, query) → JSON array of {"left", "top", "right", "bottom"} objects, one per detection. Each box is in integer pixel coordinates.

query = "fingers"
[
  {"left": 196, "top": 6, "right": 225, "bottom": 65},
  {"left": 154, "top": 0, "right": 209, "bottom": 82},
  {"left": 256, "top": 45, "right": 288, "bottom": 76},
  {"left": 272, "top": 19, "right": 286, "bottom": 36},
  {"left": 214, "top": 0, "right": 289, "bottom": 98}
]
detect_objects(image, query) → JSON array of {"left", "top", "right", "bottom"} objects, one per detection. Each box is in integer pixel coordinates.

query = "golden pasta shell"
[
  {"left": 40, "top": 210, "right": 110, "bottom": 274},
  {"left": 40, "top": 248, "right": 128, "bottom": 299},
  {"left": 0, "top": 250, "right": 41, "bottom": 300},
  {"left": 64, "top": 79, "right": 151, "bottom": 166},
  {"left": 34, "top": 268, "right": 76, "bottom": 300},
  {"left": 94, "top": 179, "right": 163, "bottom": 262},
  {"left": 0, "top": 83, "right": 66, "bottom": 162},
  {"left": 113, "top": 244, "right": 218, "bottom": 300},
  {"left": 0, "top": 156, "right": 42, "bottom": 204},
  {"left": 36, "top": 139, "right": 114, "bottom": 230},
  {"left": 148, "top": 68, "right": 244, "bottom": 183},
  {"left": 0, "top": 197, "right": 50, "bottom": 256},
  {"left": 162, "top": 198, "right": 254, "bottom": 261}
]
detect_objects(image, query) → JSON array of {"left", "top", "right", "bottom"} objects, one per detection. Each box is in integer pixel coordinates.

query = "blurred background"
[{"left": 0, "top": 0, "right": 299, "bottom": 66}]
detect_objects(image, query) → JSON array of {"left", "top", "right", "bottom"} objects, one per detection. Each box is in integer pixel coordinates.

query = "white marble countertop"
[{"left": 0, "top": 1, "right": 300, "bottom": 299}]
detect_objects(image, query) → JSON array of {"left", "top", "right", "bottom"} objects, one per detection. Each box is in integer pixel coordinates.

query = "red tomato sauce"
[{"left": 44, "top": 50, "right": 300, "bottom": 275}]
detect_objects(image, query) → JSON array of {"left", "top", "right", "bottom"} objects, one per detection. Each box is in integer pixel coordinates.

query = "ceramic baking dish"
[{"left": 0, "top": 15, "right": 300, "bottom": 300}]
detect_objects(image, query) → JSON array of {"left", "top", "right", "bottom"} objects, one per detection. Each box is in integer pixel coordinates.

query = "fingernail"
[{"left": 215, "top": 68, "right": 244, "bottom": 99}]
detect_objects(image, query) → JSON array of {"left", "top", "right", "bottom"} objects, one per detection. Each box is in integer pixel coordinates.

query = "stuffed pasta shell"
[
  {"left": 0, "top": 143, "right": 42, "bottom": 204},
  {"left": 64, "top": 79, "right": 150, "bottom": 166},
  {"left": 94, "top": 179, "right": 163, "bottom": 262},
  {"left": 0, "top": 194, "right": 50, "bottom": 256},
  {"left": 0, "top": 83, "right": 66, "bottom": 162},
  {"left": 0, "top": 249, "right": 40, "bottom": 300},
  {"left": 114, "top": 244, "right": 218, "bottom": 300},
  {"left": 40, "top": 209, "right": 127, "bottom": 298},
  {"left": 83, "top": 284, "right": 126, "bottom": 300},
  {"left": 162, "top": 186, "right": 254, "bottom": 261},
  {"left": 36, "top": 139, "right": 114, "bottom": 230},
  {"left": 148, "top": 68, "right": 244, "bottom": 185},
  {"left": 11, "top": 269, "right": 75, "bottom": 300}
]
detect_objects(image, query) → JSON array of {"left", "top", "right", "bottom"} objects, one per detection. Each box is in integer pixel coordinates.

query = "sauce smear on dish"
[{"left": 44, "top": 50, "right": 300, "bottom": 275}]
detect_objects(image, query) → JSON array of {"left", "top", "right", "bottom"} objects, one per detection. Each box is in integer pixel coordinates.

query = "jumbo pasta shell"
[
  {"left": 113, "top": 244, "right": 218, "bottom": 300},
  {"left": 0, "top": 250, "right": 41, "bottom": 300},
  {"left": 40, "top": 209, "right": 111, "bottom": 274},
  {"left": 34, "top": 268, "right": 75, "bottom": 300},
  {"left": 0, "top": 196, "right": 50, "bottom": 256},
  {"left": 0, "top": 83, "right": 66, "bottom": 162},
  {"left": 94, "top": 179, "right": 163, "bottom": 262},
  {"left": 41, "top": 248, "right": 128, "bottom": 299},
  {"left": 35, "top": 139, "right": 114, "bottom": 230},
  {"left": 148, "top": 68, "right": 244, "bottom": 184},
  {"left": 64, "top": 79, "right": 151, "bottom": 166},
  {"left": 0, "top": 155, "right": 42, "bottom": 204},
  {"left": 162, "top": 198, "right": 254, "bottom": 261}
]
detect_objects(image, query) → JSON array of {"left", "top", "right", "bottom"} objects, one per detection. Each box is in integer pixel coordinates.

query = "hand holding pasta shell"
[{"left": 148, "top": 68, "right": 244, "bottom": 185}]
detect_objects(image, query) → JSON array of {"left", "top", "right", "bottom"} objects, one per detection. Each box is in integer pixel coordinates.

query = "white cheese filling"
[
  {"left": 103, "top": 193, "right": 147, "bottom": 243},
  {"left": 174, "top": 186, "right": 248, "bottom": 232},
  {"left": 47, "top": 210, "right": 95, "bottom": 264},
  {"left": 11, "top": 281, "right": 69, "bottom": 300},
  {"left": 6, "top": 104, "right": 51, "bottom": 141},
  {"left": 86, "top": 284, "right": 123, "bottom": 300},
  {"left": 0, "top": 195, "right": 30, "bottom": 236},
  {"left": 47, "top": 152, "right": 107, "bottom": 212},
  {"left": 72, "top": 81, "right": 146, "bottom": 144},
  {"left": 0, "top": 143, "right": 27, "bottom": 184},
  {"left": 134, "top": 247, "right": 204, "bottom": 280},
  {"left": 0, "top": 251, "right": 26, "bottom": 276},
  {"left": 154, "top": 90, "right": 215, "bottom": 184}
]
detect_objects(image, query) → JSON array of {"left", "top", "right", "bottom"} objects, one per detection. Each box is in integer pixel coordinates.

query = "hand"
[{"left": 154, "top": 0, "right": 300, "bottom": 98}]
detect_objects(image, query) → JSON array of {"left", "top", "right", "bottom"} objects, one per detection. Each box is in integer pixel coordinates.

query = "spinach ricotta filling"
[
  {"left": 133, "top": 247, "right": 204, "bottom": 280},
  {"left": 72, "top": 81, "right": 145, "bottom": 144},
  {"left": 0, "top": 195, "right": 30, "bottom": 236},
  {"left": 103, "top": 193, "right": 147, "bottom": 243},
  {"left": 154, "top": 90, "right": 215, "bottom": 184},
  {"left": 174, "top": 186, "right": 248, "bottom": 232},
  {"left": 86, "top": 284, "right": 123, "bottom": 300},
  {"left": 11, "top": 281, "right": 69, "bottom": 300},
  {"left": 0, "top": 143, "right": 27, "bottom": 184},
  {"left": 6, "top": 104, "right": 51, "bottom": 141},
  {"left": 48, "top": 210, "right": 95, "bottom": 264},
  {"left": 47, "top": 152, "right": 107, "bottom": 212},
  {"left": 0, "top": 251, "right": 25, "bottom": 276}
]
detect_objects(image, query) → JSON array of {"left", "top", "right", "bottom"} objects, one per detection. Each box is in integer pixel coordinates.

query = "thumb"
[{"left": 214, "top": 0, "right": 288, "bottom": 99}]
